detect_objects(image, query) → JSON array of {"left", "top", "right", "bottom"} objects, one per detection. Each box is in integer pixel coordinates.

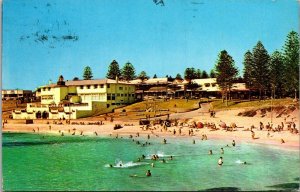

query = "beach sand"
[{"left": 3, "top": 106, "right": 299, "bottom": 149}]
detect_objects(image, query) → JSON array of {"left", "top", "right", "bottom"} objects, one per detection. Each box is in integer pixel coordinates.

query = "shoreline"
[{"left": 3, "top": 122, "right": 299, "bottom": 150}]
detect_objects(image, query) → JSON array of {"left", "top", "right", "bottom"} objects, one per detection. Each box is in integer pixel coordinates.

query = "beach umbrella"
[
  {"left": 219, "top": 122, "right": 226, "bottom": 128},
  {"left": 196, "top": 122, "right": 204, "bottom": 128}
]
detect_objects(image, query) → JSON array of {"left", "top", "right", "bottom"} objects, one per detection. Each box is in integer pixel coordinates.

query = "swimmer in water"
[
  {"left": 168, "top": 156, "right": 173, "bottom": 160},
  {"left": 218, "top": 157, "right": 223, "bottom": 166},
  {"left": 163, "top": 138, "right": 167, "bottom": 144},
  {"left": 109, "top": 164, "right": 113, "bottom": 168},
  {"left": 232, "top": 140, "right": 236, "bottom": 147},
  {"left": 146, "top": 170, "right": 151, "bottom": 177}
]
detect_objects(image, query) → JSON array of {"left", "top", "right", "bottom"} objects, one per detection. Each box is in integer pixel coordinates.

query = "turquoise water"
[{"left": 3, "top": 133, "right": 300, "bottom": 191}]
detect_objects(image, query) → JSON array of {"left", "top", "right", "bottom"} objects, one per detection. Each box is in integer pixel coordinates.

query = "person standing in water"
[
  {"left": 146, "top": 170, "right": 152, "bottom": 176},
  {"left": 221, "top": 148, "right": 224, "bottom": 154},
  {"left": 232, "top": 140, "right": 236, "bottom": 147},
  {"left": 218, "top": 157, "right": 223, "bottom": 166}
]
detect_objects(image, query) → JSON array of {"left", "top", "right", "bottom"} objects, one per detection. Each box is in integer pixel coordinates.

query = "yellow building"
[{"left": 12, "top": 75, "right": 136, "bottom": 119}]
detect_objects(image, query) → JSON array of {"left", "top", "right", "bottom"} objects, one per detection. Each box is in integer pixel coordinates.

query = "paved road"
[{"left": 150, "top": 103, "right": 211, "bottom": 120}]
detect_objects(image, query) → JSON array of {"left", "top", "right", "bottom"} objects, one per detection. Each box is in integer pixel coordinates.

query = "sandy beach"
[{"left": 3, "top": 104, "right": 299, "bottom": 149}]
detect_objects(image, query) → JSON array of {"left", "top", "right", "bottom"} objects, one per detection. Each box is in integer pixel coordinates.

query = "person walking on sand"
[{"left": 218, "top": 157, "right": 223, "bottom": 166}]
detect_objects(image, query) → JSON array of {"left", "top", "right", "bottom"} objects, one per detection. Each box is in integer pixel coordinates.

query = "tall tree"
[
  {"left": 137, "top": 71, "right": 149, "bottom": 81},
  {"left": 121, "top": 62, "right": 136, "bottom": 81},
  {"left": 215, "top": 50, "right": 238, "bottom": 106},
  {"left": 153, "top": 74, "right": 157, "bottom": 78},
  {"left": 201, "top": 70, "right": 209, "bottom": 78},
  {"left": 269, "top": 51, "right": 285, "bottom": 98},
  {"left": 184, "top": 67, "right": 196, "bottom": 80},
  {"left": 106, "top": 60, "right": 121, "bottom": 79},
  {"left": 282, "top": 31, "right": 299, "bottom": 98},
  {"left": 196, "top": 69, "right": 201, "bottom": 79},
  {"left": 243, "top": 50, "right": 254, "bottom": 89},
  {"left": 251, "top": 41, "right": 270, "bottom": 99},
  {"left": 83, "top": 66, "right": 93, "bottom": 80},
  {"left": 175, "top": 73, "right": 183, "bottom": 80},
  {"left": 209, "top": 69, "right": 216, "bottom": 78}
]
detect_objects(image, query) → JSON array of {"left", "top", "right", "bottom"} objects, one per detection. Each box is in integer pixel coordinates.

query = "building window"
[
  {"left": 121, "top": 94, "right": 123, "bottom": 97},
  {"left": 94, "top": 85, "right": 98, "bottom": 89},
  {"left": 119, "top": 87, "right": 123, "bottom": 90},
  {"left": 100, "top": 84, "right": 104, "bottom": 88},
  {"left": 112, "top": 94, "right": 116, "bottom": 100},
  {"left": 107, "top": 104, "right": 110, "bottom": 108},
  {"left": 125, "top": 87, "right": 127, "bottom": 90},
  {"left": 205, "top": 83, "right": 210, "bottom": 87},
  {"left": 132, "top": 94, "right": 135, "bottom": 97},
  {"left": 80, "top": 86, "right": 84, "bottom": 89},
  {"left": 43, "top": 88, "right": 46, "bottom": 91},
  {"left": 125, "top": 94, "right": 127, "bottom": 97},
  {"left": 87, "top": 85, "right": 91, "bottom": 89},
  {"left": 212, "top": 83, "right": 217, "bottom": 87},
  {"left": 48, "top": 88, "right": 51, "bottom": 91},
  {"left": 107, "top": 94, "right": 111, "bottom": 100},
  {"left": 117, "top": 93, "right": 120, "bottom": 96},
  {"left": 107, "top": 84, "right": 110, "bottom": 88}
]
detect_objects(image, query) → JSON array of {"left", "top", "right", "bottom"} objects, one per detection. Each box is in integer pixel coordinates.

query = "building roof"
[
  {"left": 41, "top": 78, "right": 134, "bottom": 88},
  {"left": 144, "top": 78, "right": 168, "bottom": 84},
  {"left": 191, "top": 78, "right": 217, "bottom": 85}
]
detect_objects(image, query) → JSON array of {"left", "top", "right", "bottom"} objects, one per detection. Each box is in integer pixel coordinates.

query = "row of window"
[
  {"left": 80, "top": 84, "right": 105, "bottom": 89},
  {"left": 107, "top": 93, "right": 135, "bottom": 100}
]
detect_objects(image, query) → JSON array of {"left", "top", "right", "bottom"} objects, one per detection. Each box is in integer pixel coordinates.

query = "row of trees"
[
  {"left": 215, "top": 31, "right": 299, "bottom": 102},
  {"left": 83, "top": 31, "right": 298, "bottom": 99},
  {"left": 83, "top": 62, "right": 216, "bottom": 82},
  {"left": 243, "top": 31, "right": 299, "bottom": 99}
]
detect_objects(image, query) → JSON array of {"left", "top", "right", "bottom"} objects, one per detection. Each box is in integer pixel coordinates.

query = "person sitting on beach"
[
  {"left": 232, "top": 140, "right": 236, "bottom": 147},
  {"left": 146, "top": 170, "right": 151, "bottom": 177},
  {"left": 218, "top": 157, "right": 223, "bottom": 166},
  {"left": 209, "top": 150, "right": 213, "bottom": 155}
]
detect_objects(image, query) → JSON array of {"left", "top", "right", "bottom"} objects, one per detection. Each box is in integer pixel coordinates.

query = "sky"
[{"left": 2, "top": 0, "right": 299, "bottom": 90}]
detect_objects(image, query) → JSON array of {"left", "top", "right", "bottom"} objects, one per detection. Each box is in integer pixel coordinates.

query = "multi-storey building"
[
  {"left": 2, "top": 89, "right": 33, "bottom": 101},
  {"left": 12, "top": 75, "right": 136, "bottom": 119}
]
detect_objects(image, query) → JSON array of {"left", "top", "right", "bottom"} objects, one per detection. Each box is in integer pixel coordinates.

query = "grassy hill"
[{"left": 210, "top": 98, "right": 298, "bottom": 110}]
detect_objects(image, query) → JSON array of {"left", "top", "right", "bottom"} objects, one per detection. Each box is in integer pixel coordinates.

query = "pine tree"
[
  {"left": 106, "top": 60, "right": 121, "bottom": 79},
  {"left": 282, "top": 31, "right": 299, "bottom": 98},
  {"left": 153, "top": 74, "right": 157, "bottom": 78},
  {"left": 201, "top": 70, "right": 209, "bottom": 78},
  {"left": 121, "top": 62, "right": 136, "bottom": 81},
  {"left": 137, "top": 71, "right": 149, "bottom": 81},
  {"left": 175, "top": 73, "right": 183, "bottom": 80},
  {"left": 243, "top": 50, "right": 254, "bottom": 89},
  {"left": 184, "top": 67, "right": 196, "bottom": 80},
  {"left": 269, "top": 51, "right": 285, "bottom": 98},
  {"left": 215, "top": 50, "right": 238, "bottom": 105},
  {"left": 83, "top": 66, "right": 93, "bottom": 80},
  {"left": 209, "top": 69, "right": 216, "bottom": 78},
  {"left": 251, "top": 41, "right": 270, "bottom": 99},
  {"left": 196, "top": 69, "right": 201, "bottom": 79}
]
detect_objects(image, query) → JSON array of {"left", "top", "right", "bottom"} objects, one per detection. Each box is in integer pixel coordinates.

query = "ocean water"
[{"left": 2, "top": 133, "right": 300, "bottom": 191}]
